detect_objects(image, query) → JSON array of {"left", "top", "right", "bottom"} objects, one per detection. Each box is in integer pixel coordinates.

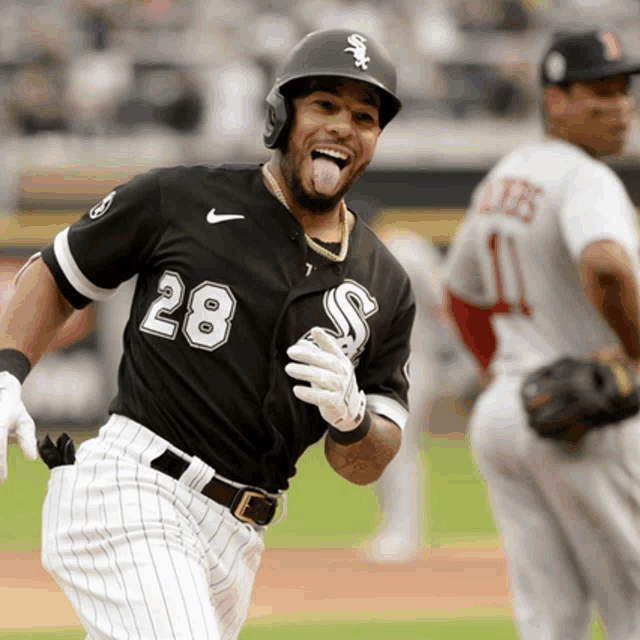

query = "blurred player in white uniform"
[
  {"left": 363, "top": 226, "right": 476, "bottom": 563},
  {"left": 445, "top": 31, "right": 640, "bottom": 640}
]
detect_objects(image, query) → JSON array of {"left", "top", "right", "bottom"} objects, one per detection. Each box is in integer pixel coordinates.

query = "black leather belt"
[{"left": 150, "top": 450, "right": 278, "bottom": 527}]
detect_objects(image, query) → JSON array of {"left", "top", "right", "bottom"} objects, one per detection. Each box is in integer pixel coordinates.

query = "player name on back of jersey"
[{"left": 476, "top": 178, "right": 544, "bottom": 224}]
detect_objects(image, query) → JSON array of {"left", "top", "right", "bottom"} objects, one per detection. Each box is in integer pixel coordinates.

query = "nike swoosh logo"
[{"left": 206, "top": 209, "right": 245, "bottom": 224}]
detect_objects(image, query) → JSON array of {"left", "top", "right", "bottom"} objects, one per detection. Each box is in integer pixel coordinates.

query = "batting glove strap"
[{"left": 328, "top": 385, "right": 367, "bottom": 432}]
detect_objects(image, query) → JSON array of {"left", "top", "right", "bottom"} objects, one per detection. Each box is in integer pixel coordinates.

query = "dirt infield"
[{"left": 0, "top": 546, "right": 511, "bottom": 630}]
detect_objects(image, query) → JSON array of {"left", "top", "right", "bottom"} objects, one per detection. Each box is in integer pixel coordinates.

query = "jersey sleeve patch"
[
  {"left": 60, "top": 169, "right": 165, "bottom": 290},
  {"left": 366, "top": 394, "right": 408, "bottom": 430}
]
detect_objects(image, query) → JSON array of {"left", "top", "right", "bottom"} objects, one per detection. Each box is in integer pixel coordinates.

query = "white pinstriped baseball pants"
[{"left": 41, "top": 414, "right": 269, "bottom": 640}]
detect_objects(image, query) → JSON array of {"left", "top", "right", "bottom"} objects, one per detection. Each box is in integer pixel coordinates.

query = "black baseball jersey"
[{"left": 41, "top": 164, "right": 415, "bottom": 492}]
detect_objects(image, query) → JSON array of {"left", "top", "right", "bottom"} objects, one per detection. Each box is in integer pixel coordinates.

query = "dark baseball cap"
[{"left": 541, "top": 30, "right": 640, "bottom": 87}]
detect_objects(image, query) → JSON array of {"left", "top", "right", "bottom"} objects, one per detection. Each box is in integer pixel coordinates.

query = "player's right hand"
[
  {"left": 285, "top": 327, "right": 367, "bottom": 433},
  {"left": 0, "top": 371, "right": 38, "bottom": 484}
]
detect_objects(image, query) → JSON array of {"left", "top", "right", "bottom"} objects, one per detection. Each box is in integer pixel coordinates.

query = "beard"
[{"left": 280, "top": 148, "right": 365, "bottom": 215}]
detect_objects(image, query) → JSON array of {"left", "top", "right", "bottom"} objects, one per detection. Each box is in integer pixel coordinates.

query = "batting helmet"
[{"left": 263, "top": 28, "right": 402, "bottom": 149}]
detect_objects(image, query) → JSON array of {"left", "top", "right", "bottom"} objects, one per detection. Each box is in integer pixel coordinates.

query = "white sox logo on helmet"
[{"left": 344, "top": 34, "right": 371, "bottom": 70}]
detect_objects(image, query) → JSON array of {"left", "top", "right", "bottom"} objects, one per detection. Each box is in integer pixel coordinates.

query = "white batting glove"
[
  {"left": 0, "top": 371, "right": 38, "bottom": 484},
  {"left": 285, "top": 327, "right": 367, "bottom": 432}
]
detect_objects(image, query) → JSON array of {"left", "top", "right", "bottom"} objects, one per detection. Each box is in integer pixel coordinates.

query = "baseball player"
[
  {"left": 445, "top": 30, "right": 640, "bottom": 640},
  {"left": 0, "top": 29, "right": 415, "bottom": 640}
]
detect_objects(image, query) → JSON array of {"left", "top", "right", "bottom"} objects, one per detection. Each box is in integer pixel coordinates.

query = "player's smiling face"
[
  {"left": 548, "top": 74, "right": 634, "bottom": 158},
  {"left": 281, "top": 78, "right": 382, "bottom": 213}
]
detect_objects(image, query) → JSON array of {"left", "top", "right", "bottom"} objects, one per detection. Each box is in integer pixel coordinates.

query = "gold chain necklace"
[{"left": 261, "top": 164, "right": 349, "bottom": 263}]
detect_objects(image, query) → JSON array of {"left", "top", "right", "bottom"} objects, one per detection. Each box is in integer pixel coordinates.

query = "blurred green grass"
[
  {"left": 425, "top": 438, "right": 497, "bottom": 545},
  {"left": 0, "top": 444, "right": 51, "bottom": 550},
  {"left": 241, "top": 618, "right": 606, "bottom": 640},
  {"left": 264, "top": 435, "right": 499, "bottom": 548},
  {"left": 0, "top": 633, "right": 85, "bottom": 640},
  {"left": 0, "top": 434, "right": 498, "bottom": 550},
  {"left": 0, "top": 617, "right": 608, "bottom": 640}
]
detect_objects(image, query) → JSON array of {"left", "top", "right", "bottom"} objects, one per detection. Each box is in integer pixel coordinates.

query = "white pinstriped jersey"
[{"left": 446, "top": 138, "right": 640, "bottom": 376}]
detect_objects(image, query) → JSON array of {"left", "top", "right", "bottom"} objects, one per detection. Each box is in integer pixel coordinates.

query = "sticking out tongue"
[{"left": 312, "top": 157, "right": 341, "bottom": 195}]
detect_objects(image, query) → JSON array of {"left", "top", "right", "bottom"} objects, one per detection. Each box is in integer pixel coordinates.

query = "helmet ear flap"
[{"left": 263, "top": 88, "right": 292, "bottom": 149}]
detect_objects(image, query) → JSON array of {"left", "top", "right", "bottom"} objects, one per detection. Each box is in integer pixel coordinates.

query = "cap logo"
[
  {"left": 545, "top": 51, "right": 566, "bottom": 83},
  {"left": 344, "top": 34, "right": 371, "bottom": 70},
  {"left": 599, "top": 31, "right": 623, "bottom": 60}
]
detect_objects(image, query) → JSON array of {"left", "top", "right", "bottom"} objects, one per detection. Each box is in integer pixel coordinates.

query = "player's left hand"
[{"left": 285, "top": 327, "right": 366, "bottom": 432}]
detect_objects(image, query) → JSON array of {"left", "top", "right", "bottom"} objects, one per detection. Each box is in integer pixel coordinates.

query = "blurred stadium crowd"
[{"left": 1, "top": 0, "right": 640, "bottom": 186}]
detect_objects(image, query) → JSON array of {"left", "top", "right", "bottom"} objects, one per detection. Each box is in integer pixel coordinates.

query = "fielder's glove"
[
  {"left": 0, "top": 371, "right": 38, "bottom": 484},
  {"left": 285, "top": 327, "right": 367, "bottom": 432},
  {"left": 521, "top": 357, "right": 640, "bottom": 444}
]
